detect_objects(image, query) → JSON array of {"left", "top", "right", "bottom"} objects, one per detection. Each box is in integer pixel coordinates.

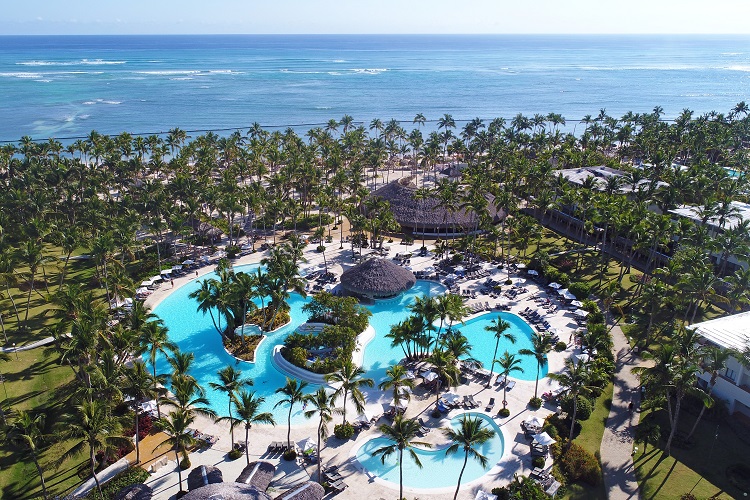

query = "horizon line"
[{"left": 3, "top": 32, "right": 750, "bottom": 37}]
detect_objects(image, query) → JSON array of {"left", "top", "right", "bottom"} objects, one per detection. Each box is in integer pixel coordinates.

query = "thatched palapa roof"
[
  {"left": 340, "top": 258, "right": 416, "bottom": 298},
  {"left": 113, "top": 483, "right": 153, "bottom": 500},
  {"left": 181, "top": 483, "right": 272, "bottom": 500},
  {"left": 371, "top": 177, "right": 505, "bottom": 231},
  {"left": 273, "top": 481, "right": 325, "bottom": 500},
  {"left": 236, "top": 461, "right": 276, "bottom": 491},
  {"left": 187, "top": 465, "right": 224, "bottom": 491}
]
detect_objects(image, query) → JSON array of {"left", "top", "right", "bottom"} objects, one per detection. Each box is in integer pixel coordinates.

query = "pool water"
[
  {"left": 355, "top": 412, "right": 504, "bottom": 490},
  {"left": 151, "top": 265, "right": 445, "bottom": 423},
  {"left": 456, "top": 312, "right": 547, "bottom": 381}
]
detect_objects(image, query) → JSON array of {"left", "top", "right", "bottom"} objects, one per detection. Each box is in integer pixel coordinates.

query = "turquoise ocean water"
[{"left": 1, "top": 34, "right": 749, "bottom": 142}]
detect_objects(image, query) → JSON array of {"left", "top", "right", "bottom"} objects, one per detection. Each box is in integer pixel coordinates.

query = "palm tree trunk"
[
  {"left": 665, "top": 397, "right": 681, "bottom": 455},
  {"left": 228, "top": 399, "right": 234, "bottom": 446},
  {"left": 453, "top": 452, "right": 469, "bottom": 500},
  {"left": 32, "top": 452, "right": 49, "bottom": 500},
  {"left": 134, "top": 412, "right": 141, "bottom": 464},
  {"left": 534, "top": 363, "right": 540, "bottom": 399},
  {"left": 5, "top": 283, "right": 20, "bottom": 323},
  {"left": 569, "top": 399, "right": 578, "bottom": 443},
  {"left": 488, "top": 339, "right": 499, "bottom": 388},
  {"left": 317, "top": 419, "right": 323, "bottom": 483},
  {"left": 399, "top": 448, "right": 404, "bottom": 500},
  {"left": 91, "top": 448, "right": 102, "bottom": 496},
  {"left": 175, "top": 447, "right": 183, "bottom": 491},
  {"left": 686, "top": 385, "right": 713, "bottom": 441},
  {"left": 287, "top": 408, "right": 292, "bottom": 449},
  {"left": 245, "top": 426, "right": 251, "bottom": 465}
]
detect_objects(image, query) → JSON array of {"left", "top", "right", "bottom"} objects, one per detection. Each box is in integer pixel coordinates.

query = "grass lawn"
[
  {"left": 560, "top": 382, "right": 613, "bottom": 500},
  {"left": 634, "top": 407, "right": 747, "bottom": 500}
]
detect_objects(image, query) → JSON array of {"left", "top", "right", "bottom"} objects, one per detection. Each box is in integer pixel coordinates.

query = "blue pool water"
[
  {"left": 151, "top": 265, "right": 445, "bottom": 423},
  {"left": 456, "top": 312, "right": 547, "bottom": 381},
  {"left": 355, "top": 412, "right": 504, "bottom": 490}
]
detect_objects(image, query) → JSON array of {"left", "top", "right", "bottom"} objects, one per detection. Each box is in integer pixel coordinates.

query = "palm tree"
[
  {"left": 156, "top": 409, "right": 196, "bottom": 495},
  {"left": 6, "top": 411, "right": 50, "bottom": 499},
  {"left": 141, "top": 320, "right": 176, "bottom": 418},
  {"left": 378, "top": 364, "right": 416, "bottom": 409},
  {"left": 425, "top": 349, "right": 461, "bottom": 410},
  {"left": 549, "top": 358, "right": 593, "bottom": 444},
  {"left": 303, "top": 387, "right": 335, "bottom": 483},
  {"left": 484, "top": 318, "right": 516, "bottom": 387},
  {"left": 0, "top": 351, "right": 10, "bottom": 425},
  {"left": 274, "top": 378, "right": 309, "bottom": 450},
  {"left": 371, "top": 414, "right": 431, "bottom": 500},
  {"left": 60, "top": 400, "right": 127, "bottom": 497},
  {"left": 495, "top": 351, "right": 525, "bottom": 409},
  {"left": 232, "top": 390, "right": 275, "bottom": 465},
  {"left": 210, "top": 366, "right": 253, "bottom": 448},
  {"left": 686, "top": 346, "right": 730, "bottom": 441},
  {"left": 325, "top": 360, "right": 374, "bottom": 425},
  {"left": 120, "top": 360, "right": 157, "bottom": 464},
  {"left": 519, "top": 332, "right": 555, "bottom": 399},
  {"left": 444, "top": 414, "right": 496, "bottom": 500}
]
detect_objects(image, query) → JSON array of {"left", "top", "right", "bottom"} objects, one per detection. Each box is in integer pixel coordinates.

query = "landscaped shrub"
[
  {"left": 553, "top": 441, "right": 602, "bottom": 486},
  {"left": 83, "top": 467, "right": 150, "bottom": 500},
  {"left": 334, "top": 422, "right": 355, "bottom": 440},
  {"left": 528, "top": 397, "right": 542, "bottom": 409},
  {"left": 532, "top": 456, "right": 546, "bottom": 469},
  {"left": 498, "top": 408, "right": 510, "bottom": 418},
  {"left": 226, "top": 245, "right": 240, "bottom": 258},
  {"left": 179, "top": 457, "right": 191, "bottom": 470},
  {"left": 568, "top": 282, "right": 591, "bottom": 300},
  {"left": 561, "top": 395, "right": 594, "bottom": 421},
  {"left": 228, "top": 448, "right": 243, "bottom": 460},
  {"left": 124, "top": 413, "right": 153, "bottom": 441},
  {"left": 554, "top": 341, "right": 567, "bottom": 352},
  {"left": 491, "top": 476, "right": 548, "bottom": 500},
  {"left": 283, "top": 448, "right": 297, "bottom": 461},
  {"left": 316, "top": 245, "right": 326, "bottom": 253}
]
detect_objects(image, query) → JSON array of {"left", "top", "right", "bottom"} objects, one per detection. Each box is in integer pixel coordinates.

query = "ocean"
[{"left": 1, "top": 34, "right": 749, "bottom": 143}]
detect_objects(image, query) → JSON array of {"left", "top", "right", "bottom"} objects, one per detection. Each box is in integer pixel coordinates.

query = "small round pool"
[
  {"left": 457, "top": 312, "right": 547, "bottom": 381},
  {"left": 355, "top": 412, "right": 504, "bottom": 490}
]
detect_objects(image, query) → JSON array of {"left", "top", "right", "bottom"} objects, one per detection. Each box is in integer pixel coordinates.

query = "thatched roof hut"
[
  {"left": 273, "top": 481, "right": 325, "bottom": 500},
  {"left": 181, "top": 483, "right": 272, "bottom": 500},
  {"left": 187, "top": 465, "right": 224, "bottom": 491},
  {"left": 372, "top": 177, "right": 505, "bottom": 235},
  {"left": 340, "top": 258, "right": 416, "bottom": 299},
  {"left": 113, "top": 483, "right": 153, "bottom": 500},
  {"left": 236, "top": 461, "right": 276, "bottom": 491}
]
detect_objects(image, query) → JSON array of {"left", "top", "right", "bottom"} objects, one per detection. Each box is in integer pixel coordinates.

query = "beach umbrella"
[
  {"left": 299, "top": 437, "right": 316, "bottom": 452},
  {"left": 136, "top": 287, "right": 150, "bottom": 295},
  {"left": 405, "top": 370, "right": 416, "bottom": 380},
  {"left": 573, "top": 309, "right": 589, "bottom": 317},
  {"left": 150, "top": 275, "right": 164, "bottom": 282},
  {"left": 524, "top": 415, "right": 545, "bottom": 428},
  {"left": 533, "top": 432, "right": 556, "bottom": 446},
  {"left": 548, "top": 282, "right": 562, "bottom": 289},
  {"left": 182, "top": 259, "right": 195, "bottom": 265},
  {"left": 527, "top": 269, "right": 539, "bottom": 276},
  {"left": 547, "top": 327, "right": 562, "bottom": 337},
  {"left": 423, "top": 371, "right": 438, "bottom": 382},
  {"left": 140, "top": 280, "right": 153, "bottom": 288},
  {"left": 560, "top": 290, "right": 576, "bottom": 300},
  {"left": 574, "top": 353, "right": 591, "bottom": 364},
  {"left": 423, "top": 266, "right": 435, "bottom": 274},
  {"left": 570, "top": 300, "right": 583, "bottom": 308},
  {"left": 516, "top": 263, "right": 527, "bottom": 269}
]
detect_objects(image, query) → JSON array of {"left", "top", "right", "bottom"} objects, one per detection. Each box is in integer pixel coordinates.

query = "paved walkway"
[{"left": 600, "top": 324, "right": 650, "bottom": 500}]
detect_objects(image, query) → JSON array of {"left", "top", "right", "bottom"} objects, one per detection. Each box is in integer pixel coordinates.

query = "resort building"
[
  {"left": 689, "top": 311, "right": 750, "bottom": 417},
  {"left": 669, "top": 201, "right": 750, "bottom": 272},
  {"left": 372, "top": 176, "right": 505, "bottom": 237},
  {"left": 553, "top": 165, "right": 668, "bottom": 197}
]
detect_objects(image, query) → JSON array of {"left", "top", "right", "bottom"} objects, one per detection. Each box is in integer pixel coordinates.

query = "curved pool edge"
[
  {"left": 352, "top": 324, "right": 376, "bottom": 367},
  {"left": 350, "top": 410, "right": 511, "bottom": 494}
]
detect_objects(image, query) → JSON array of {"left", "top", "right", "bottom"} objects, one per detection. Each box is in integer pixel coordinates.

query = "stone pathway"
[{"left": 600, "top": 324, "right": 651, "bottom": 500}]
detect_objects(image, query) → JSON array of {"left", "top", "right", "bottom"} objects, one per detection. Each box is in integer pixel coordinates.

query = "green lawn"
[{"left": 634, "top": 407, "right": 746, "bottom": 500}]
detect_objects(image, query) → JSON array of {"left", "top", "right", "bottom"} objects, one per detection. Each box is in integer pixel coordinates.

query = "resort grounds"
[{"left": 135, "top": 239, "right": 594, "bottom": 500}]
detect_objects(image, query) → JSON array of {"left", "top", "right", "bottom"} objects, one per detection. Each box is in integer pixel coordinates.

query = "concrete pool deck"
[{"left": 143, "top": 241, "right": 585, "bottom": 499}]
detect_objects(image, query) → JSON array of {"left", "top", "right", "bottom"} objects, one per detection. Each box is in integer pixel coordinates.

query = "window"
[{"left": 725, "top": 368, "right": 736, "bottom": 382}]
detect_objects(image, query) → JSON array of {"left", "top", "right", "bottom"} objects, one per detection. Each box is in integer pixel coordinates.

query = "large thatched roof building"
[
  {"left": 273, "top": 481, "right": 326, "bottom": 500},
  {"left": 236, "top": 461, "right": 276, "bottom": 491},
  {"left": 372, "top": 176, "right": 505, "bottom": 236},
  {"left": 187, "top": 465, "right": 224, "bottom": 491},
  {"left": 113, "top": 484, "right": 153, "bottom": 500},
  {"left": 340, "top": 257, "right": 416, "bottom": 299},
  {"left": 181, "top": 483, "right": 272, "bottom": 500}
]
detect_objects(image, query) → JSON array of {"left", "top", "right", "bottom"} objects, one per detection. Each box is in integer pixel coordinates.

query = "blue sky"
[{"left": 3, "top": 0, "right": 750, "bottom": 35}]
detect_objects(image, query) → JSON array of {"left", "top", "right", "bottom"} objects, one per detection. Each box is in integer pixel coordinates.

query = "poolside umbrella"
[
  {"left": 574, "top": 353, "right": 591, "bottom": 364},
  {"left": 533, "top": 432, "right": 556, "bottom": 446},
  {"left": 475, "top": 491, "right": 498, "bottom": 500},
  {"left": 547, "top": 327, "right": 562, "bottom": 337},
  {"left": 516, "top": 263, "right": 527, "bottom": 269},
  {"left": 423, "top": 266, "right": 435, "bottom": 274},
  {"left": 136, "top": 287, "right": 150, "bottom": 295},
  {"left": 323, "top": 283, "right": 336, "bottom": 292},
  {"left": 442, "top": 392, "right": 461, "bottom": 405},
  {"left": 272, "top": 481, "right": 325, "bottom": 500},
  {"left": 570, "top": 300, "right": 583, "bottom": 308},
  {"left": 236, "top": 461, "right": 275, "bottom": 490},
  {"left": 140, "top": 280, "right": 153, "bottom": 288},
  {"left": 446, "top": 273, "right": 458, "bottom": 281},
  {"left": 573, "top": 309, "right": 589, "bottom": 317},
  {"left": 560, "top": 289, "right": 576, "bottom": 301},
  {"left": 423, "top": 371, "right": 438, "bottom": 382},
  {"left": 405, "top": 370, "right": 416, "bottom": 379},
  {"left": 527, "top": 269, "right": 539, "bottom": 276},
  {"left": 548, "top": 282, "right": 562, "bottom": 289},
  {"left": 150, "top": 275, "right": 164, "bottom": 282},
  {"left": 387, "top": 399, "right": 407, "bottom": 411},
  {"left": 524, "top": 415, "right": 545, "bottom": 428},
  {"left": 187, "top": 465, "right": 224, "bottom": 491},
  {"left": 300, "top": 437, "right": 317, "bottom": 452},
  {"left": 182, "top": 259, "right": 195, "bottom": 265}
]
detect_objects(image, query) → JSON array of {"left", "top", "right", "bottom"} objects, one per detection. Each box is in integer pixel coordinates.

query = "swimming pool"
[
  {"left": 354, "top": 412, "right": 504, "bottom": 490},
  {"left": 151, "top": 265, "right": 445, "bottom": 423},
  {"left": 457, "top": 312, "right": 547, "bottom": 381}
]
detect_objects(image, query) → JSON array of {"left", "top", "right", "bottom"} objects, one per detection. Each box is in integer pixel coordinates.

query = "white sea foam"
[
  {"left": 34, "top": 79, "right": 52, "bottom": 83},
  {"left": 0, "top": 72, "right": 43, "bottom": 79},
  {"left": 134, "top": 70, "right": 202, "bottom": 75},
  {"left": 170, "top": 77, "right": 194, "bottom": 81},
  {"left": 332, "top": 59, "right": 346, "bottom": 63},
  {"left": 17, "top": 59, "right": 126, "bottom": 66},
  {"left": 726, "top": 65, "right": 750, "bottom": 72},
  {"left": 352, "top": 68, "right": 388, "bottom": 75},
  {"left": 82, "top": 98, "right": 122, "bottom": 105}
]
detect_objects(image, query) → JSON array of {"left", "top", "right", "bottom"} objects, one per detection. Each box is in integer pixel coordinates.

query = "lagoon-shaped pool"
[{"left": 355, "top": 412, "right": 504, "bottom": 490}]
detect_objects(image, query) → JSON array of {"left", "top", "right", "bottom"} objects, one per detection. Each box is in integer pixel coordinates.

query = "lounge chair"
[
  {"left": 437, "top": 401, "right": 450, "bottom": 413},
  {"left": 417, "top": 417, "right": 431, "bottom": 434},
  {"left": 468, "top": 395, "right": 482, "bottom": 408},
  {"left": 485, "top": 398, "right": 495, "bottom": 412},
  {"left": 495, "top": 375, "right": 507, "bottom": 387},
  {"left": 505, "top": 380, "right": 516, "bottom": 390}
]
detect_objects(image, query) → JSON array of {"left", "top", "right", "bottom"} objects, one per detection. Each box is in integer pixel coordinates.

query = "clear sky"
[{"left": 3, "top": 0, "right": 750, "bottom": 35}]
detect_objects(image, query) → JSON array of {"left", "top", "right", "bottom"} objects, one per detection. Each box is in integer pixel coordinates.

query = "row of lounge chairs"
[
  {"left": 494, "top": 375, "right": 516, "bottom": 391},
  {"left": 463, "top": 268, "right": 491, "bottom": 280},
  {"left": 467, "top": 302, "right": 491, "bottom": 314},
  {"left": 322, "top": 466, "right": 348, "bottom": 494}
]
